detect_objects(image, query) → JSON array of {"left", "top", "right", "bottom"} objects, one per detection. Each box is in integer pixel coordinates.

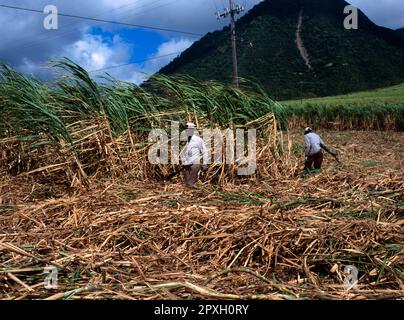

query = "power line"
[
  {"left": 1, "top": 0, "right": 149, "bottom": 53},
  {"left": 0, "top": 3, "right": 203, "bottom": 37},
  {"left": 0, "top": 0, "right": 160, "bottom": 50},
  {"left": 1, "top": 0, "right": 181, "bottom": 55},
  {"left": 88, "top": 51, "right": 183, "bottom": 73},
  {"left": 37, "top": 51, "right": 183, "bottom": 79}
]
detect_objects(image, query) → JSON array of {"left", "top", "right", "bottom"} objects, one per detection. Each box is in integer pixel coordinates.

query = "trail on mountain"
[{"left": 295, "top": 9, "right": 312, "bottom": 70}]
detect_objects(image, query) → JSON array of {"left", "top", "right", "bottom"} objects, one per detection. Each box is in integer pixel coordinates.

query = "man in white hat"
[
  {"left": 181, "top": 123, "right": 209, "bottom": 187},
  {"left": 304, "top": 127, "right": 338, "bottom": 171}
]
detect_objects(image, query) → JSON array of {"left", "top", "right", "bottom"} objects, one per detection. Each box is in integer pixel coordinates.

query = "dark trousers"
[
  {"left": 184, "top": 164, "right": 201, "bottom": 187},
  {"left": 305, "top": 150, "right": 324, "bottom": 170}
]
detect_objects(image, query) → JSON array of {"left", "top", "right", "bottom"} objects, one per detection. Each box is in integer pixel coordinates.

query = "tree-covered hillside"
[{"left": 160, "top": 0, "right": 404, "bottom": 100}]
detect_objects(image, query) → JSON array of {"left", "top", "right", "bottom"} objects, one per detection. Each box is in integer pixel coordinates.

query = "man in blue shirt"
[{"left": 304, "top": 127, "right": 338, "bottom": 171}]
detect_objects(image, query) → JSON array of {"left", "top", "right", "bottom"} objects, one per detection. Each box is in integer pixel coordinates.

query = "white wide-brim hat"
[{"left": 186, "top": 123, "right": 196, "bottom": 129}]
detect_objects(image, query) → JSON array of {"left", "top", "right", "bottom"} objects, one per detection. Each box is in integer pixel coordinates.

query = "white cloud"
[
  {"left": 56, "top": 34, "right": 180, "bottom": 85},
  {"left": 146, "top": 38, "right": 194, "bottom": 72},
  {"left": 65, "top": 34, "right": 131, "bottom": 71},
  {"left": 104, "top": 38, "right": 194, "bottom": 85}
]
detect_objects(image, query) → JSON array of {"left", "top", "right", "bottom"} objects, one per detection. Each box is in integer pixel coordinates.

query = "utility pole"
[{"left": 216, "top": 1, "right": 244, "bottom": 88}]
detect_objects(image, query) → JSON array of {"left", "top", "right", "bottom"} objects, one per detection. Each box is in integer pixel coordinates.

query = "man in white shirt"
[
  {"left": 181, "top": 123, "right": 209, "bottom": 187},
  {"left": 304, "top": 127, "right": 338, "bottom": 171}
]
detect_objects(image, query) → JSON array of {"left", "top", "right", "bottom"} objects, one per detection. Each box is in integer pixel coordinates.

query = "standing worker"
[
  {"left": 304, "top": 127, "right": 339, "bottom": 171},
  {"left": 181, "top": 123, "right": 209, "bottom": 188}
]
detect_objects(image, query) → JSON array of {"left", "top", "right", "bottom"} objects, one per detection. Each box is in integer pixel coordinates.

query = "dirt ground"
[{"left": 0, "top": 130, "right": 403, "bottom": 300}]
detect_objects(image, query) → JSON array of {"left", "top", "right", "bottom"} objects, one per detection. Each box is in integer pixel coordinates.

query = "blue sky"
[
  {"left": 90, "top": 26, "right": 166, "bottom": 62},
  {"left": 0, "top": 0, "right": 403, "bottom": 84}
]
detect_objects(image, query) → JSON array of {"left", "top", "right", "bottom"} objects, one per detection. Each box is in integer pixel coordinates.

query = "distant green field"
[
  {"left": 283, "top": 83, "right": 404, "bottom": 106},
  {"left": 282, "top": 83, "right": 404, "bottom": 131}
]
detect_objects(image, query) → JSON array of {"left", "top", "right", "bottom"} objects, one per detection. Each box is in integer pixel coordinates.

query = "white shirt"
[
  {"left": 304, "top": 132, "right": 325, "bottom": 156},
  {"left": 181, "top": 135, "right": 209, "bottom": 166}
]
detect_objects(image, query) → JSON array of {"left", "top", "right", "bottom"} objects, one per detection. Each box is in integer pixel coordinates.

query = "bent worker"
[
  {"left": 304, "top": 127, "right": 338, "bottom": 171},
  {"left": 181, "top": 123, "right": 209, "bottom": 188}
]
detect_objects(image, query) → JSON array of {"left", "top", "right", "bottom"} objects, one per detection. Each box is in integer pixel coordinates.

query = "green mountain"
[{"left": 160, "top": 0, "right": 404, "bottom": 100}]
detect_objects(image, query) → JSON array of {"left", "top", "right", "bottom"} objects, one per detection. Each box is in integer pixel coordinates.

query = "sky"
[{"left": 0, "top": 0, "right": 403, "bottom": 84}]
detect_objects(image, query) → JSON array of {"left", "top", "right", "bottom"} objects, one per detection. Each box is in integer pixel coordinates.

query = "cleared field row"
[{"left": 1, "top": 131, "right": 403, "bottom": 300}]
